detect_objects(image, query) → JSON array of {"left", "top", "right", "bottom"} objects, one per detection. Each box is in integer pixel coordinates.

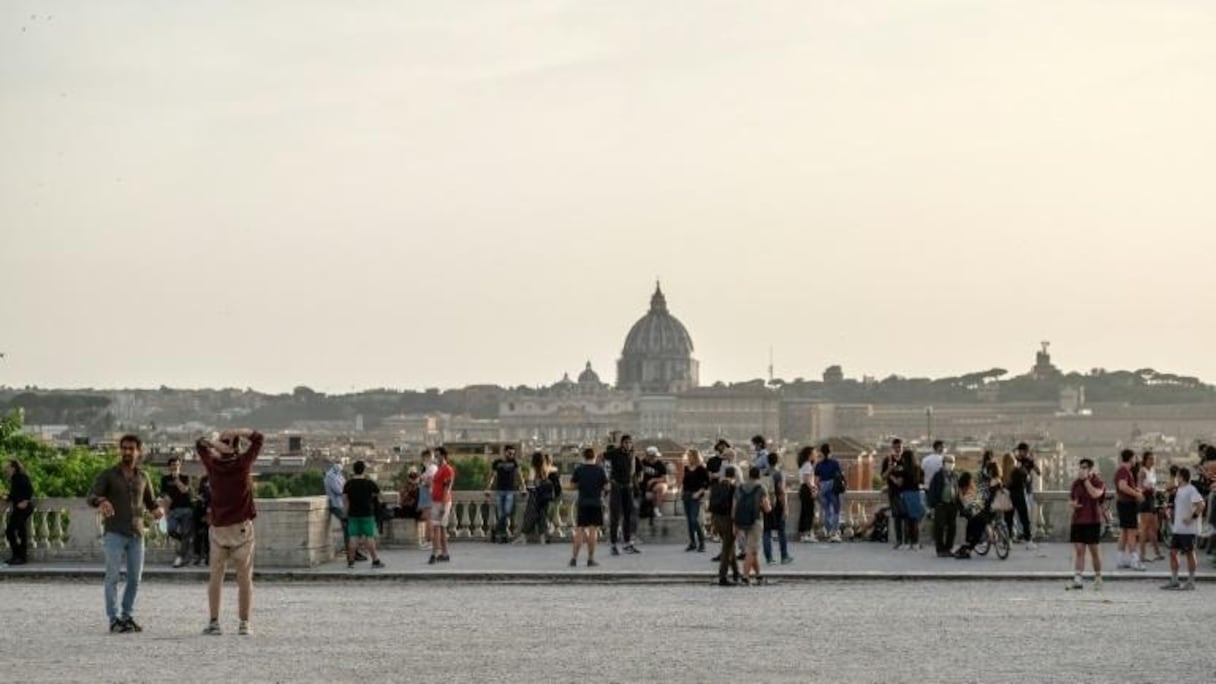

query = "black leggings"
[
  {"left": 608, "top": 484, "right": 634, "bottom": 545},
  {"left": 5, "top": 505, "right": 32, "bottom": 561},
  {"left": 1005, "top": 494, "right": 1031, "bottom": 542},
  {"left": 889, "top": 492, "right": 904, "bottom": 545},
  {"left": 798, "top": 484, "right": 816, "bottom": 534}
]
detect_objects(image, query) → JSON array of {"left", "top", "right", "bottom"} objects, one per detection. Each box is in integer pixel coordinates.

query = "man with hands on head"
[{"left": 196, "top": 428, "right": 264, "bottom": 636}]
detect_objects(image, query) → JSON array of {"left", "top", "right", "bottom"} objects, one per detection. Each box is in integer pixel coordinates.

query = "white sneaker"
[
  {"left": 894, "top": 544, "right": 907, "bottom": 551},
  {"left": 915, "top": 544, "right": 924, "bottom": 551},
  {"left": 830, "top": 534, "right": 841, "bottom": 543},
  {"left": 420, "top": 542, "right": 432, "bottom": 551},
  {"left": 172, "top": 556, "right": 184, "bottom": 568},
  {"left": 653, "top": 509, "right": 663, "bottom": 518},
  {"left": 1131, "top": 562, "right": 1147, "bottom": 572},
  {"left": 1025, "top": 542, "right": 1038, "bottom": 551},
  {"left": 1093, "top": 577, "right": 1104, "bottom": 592}
]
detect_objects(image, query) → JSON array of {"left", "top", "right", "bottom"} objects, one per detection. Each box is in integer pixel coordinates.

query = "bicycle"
[{"left": 974, "top": 517, "right": 1011, "bottom": 560}]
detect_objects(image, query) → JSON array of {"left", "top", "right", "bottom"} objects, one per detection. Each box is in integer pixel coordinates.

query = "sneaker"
[
  {"left": 654, "top": 509, "right": 663, "bottom": 518},
  {"left": 685, "top": 544, "right": 697, "bottom": 552},
  {"left": 1130, "top": 562, "right": 1147, "bottom": 572},
  {"left": 829, "top": 534, "right": 841, "bottom": 543},
  {"left": 110, "top": 619, "right": 129, "bottom": 634},
  {"left": 371, "top": 559, "right": 385, "bottom": 569},
  {"left": 438, "top": 554, "right": 450, "bottom": 562},
  {"left": 420, "top": 542, "right": 432, "bottom": 551},
  {"left": 427, "top": 555, "right": 437, "bottom": 565},
  {"left": 1093, "top": 577, "right": 1104, "bottom": 592},
  {"left": 1025, "top": 542, "right": 1038, "bottom": 551},
  {"left": 238, "top": 621, "right": 252, "bottom": 636},
  {"left": 718, "top": 577, "right": 737, "bottom": 587},
  {"left": 202, "top": 622, "right": 222, "bottom": 636},
  {"left": 711, "top": 554, "right": 722, "bottom": 562},
  {"left": 192, "top": 557, "right": 203, "bottom": 567},
  {"left": 347, "top": 559, "right": 355, "bottom": 569},
  {"left": 569, "top": 558, "right": 577, "bottom": 567},
  {"left": 765, "top": 559, "right": 776, "bottom": 566},
  {"left": 610, "top": 546, "right": 620, "bottom": 556},
  {"left": 173, "top": 556, "right": 184, "bottom": 568},
  {"left": 587, "top": 559, "right": 599, "bottom": 568},
  {"left": 697, "top": 543, "right": 705, "bottom": 553},
  {"left": 1067, "top": 579, "right": 1084, "bottom": 591},
  {"left": 781, "top": 556, "right": 794, "bottom": 565},
  {"left": 1181, "top": 580, "right": 1196, "bottom": 591},
  {"left": 915, "top": 544, "right": 924, "bottom": 551},
  {"left": 894, "top": 544, "right": 907, "bottom": 551},
  {"left": 1161, "top": 580, "right": 1181, "bottom": 591},
  {"left": 121, "top": 617, "right": 142, "bottom": 633},
  {"left": 624, "top": 544, "right": 641, "bottom": 555},
  {"left": 354, "top": 551, "right": 369, "bottom": 561},
  {"left": 4, "top": 557, "right": 27, "bottom": 566}
]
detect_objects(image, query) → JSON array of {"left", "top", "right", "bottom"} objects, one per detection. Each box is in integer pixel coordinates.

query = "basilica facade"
[{"left": 498, "top": 284, "right": 785, "bottom": 445}]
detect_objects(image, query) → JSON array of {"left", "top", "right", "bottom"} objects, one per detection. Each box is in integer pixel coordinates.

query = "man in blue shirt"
[{"left": 814, "top": 443, "right": 844, "bottom": 542}]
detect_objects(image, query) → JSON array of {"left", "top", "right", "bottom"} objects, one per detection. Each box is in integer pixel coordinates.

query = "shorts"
[
  {"left": 418, "top": 488, "right": 432, "bottom": 510},
  {"left": 576, "top": 505, "right": 604, "bottom": 528},
  {"left": 429, "top": 502, "right": 451, "bottom": 526},
  {"left": 1170, "top": 534, "right": 1195, "bottom": 552},
  {"left": 210, "top": 521, "right": 255, "bottom": 575},
  {"left": 347, "top": 516, "right": 377, "bottom": 539},
  {"left": 1137, "top": 497, "right": 1156, "bottom": 515},
  {"left": 1069, "top": 523, "right": 1101, "bottom": 546},
  {"left": 1116, "top": 502, "right": 1140, "bottom": 530},
  {"left": 742, "top": 522, "right": 763, "bottom": 553}
]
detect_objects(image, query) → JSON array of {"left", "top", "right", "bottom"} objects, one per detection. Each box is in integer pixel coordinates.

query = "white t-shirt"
[
  {"left": 420, "top": 462, "right": 438, "bottom": 489},
  {"left": 1172, "top": 483, "right": 1205, "bottom": 536},
  {"left": 798, "top": 461, "right": 815, "bottom": 483},
  {"left": 921, "top": 453, "right": 944, "bottom": 488}
]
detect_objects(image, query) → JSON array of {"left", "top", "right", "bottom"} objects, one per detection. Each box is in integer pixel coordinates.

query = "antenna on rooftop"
[{"left": 768, "top": 345, "right": 774, "bottom": 384}]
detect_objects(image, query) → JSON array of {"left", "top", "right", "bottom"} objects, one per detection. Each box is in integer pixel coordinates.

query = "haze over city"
[{"left": 3, "top": 1, "right": 1214, "bottom": 393}]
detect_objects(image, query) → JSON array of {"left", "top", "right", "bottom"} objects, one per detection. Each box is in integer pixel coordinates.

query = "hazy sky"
[{"left": 3, "top": 1, "right": 1215, "bottom": 393}]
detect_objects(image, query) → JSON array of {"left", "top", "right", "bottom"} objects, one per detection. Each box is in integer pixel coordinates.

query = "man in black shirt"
[
  {"left": 160, "top": 456, "right": 194, "bottom": 568},
  {"left": 485, "top": 445, "right": 524, "bottom": 543},
  {"left": 569, "top": 448, "right": 608, "bottom": 567},
  {"left": 4, "top": 459, "right": 35, "bottom": 566},
  {"left": 605, "top": 434, "right": 641, "bottom": 555},
  {"left": 639, "top": 447, "right": 669, "bottom": 520},
  {"left": 342, "top": 461, "right": 385, "bottom": 569},
  {"left": 706, "top": 439, "right": 730, "bottom": 484}
]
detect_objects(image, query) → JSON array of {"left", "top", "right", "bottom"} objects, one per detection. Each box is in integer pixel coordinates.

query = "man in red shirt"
[
  {"left": 1113, "top": 448, "right": 1146, "bottom": 571},
  {"left": 428, "top": 446, "right": 455, "bottom": 564},
  {"left": 1067, "top": 458, "right": 1106, "bottom": 591},
  {"left": 196, "top": 429, "right": 263, "bottom": 636}
]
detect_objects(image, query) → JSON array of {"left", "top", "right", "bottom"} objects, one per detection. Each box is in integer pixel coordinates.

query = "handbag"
[{"left": 991, "top": 489, "right": 1014, "bottom": 513}]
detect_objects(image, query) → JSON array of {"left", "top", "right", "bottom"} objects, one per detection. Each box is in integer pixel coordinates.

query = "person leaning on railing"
[{"left": 3, "top": 459, "right": 35, "bottom": 566}]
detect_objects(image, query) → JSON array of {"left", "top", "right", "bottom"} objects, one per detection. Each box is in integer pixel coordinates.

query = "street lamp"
[{"left": 926, "top": 406, "right": 934, "bottom": 443}]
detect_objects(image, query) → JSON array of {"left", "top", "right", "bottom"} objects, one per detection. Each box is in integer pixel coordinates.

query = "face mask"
[{"left": 944, "top": 463, "right": 955, "bottom": 471}]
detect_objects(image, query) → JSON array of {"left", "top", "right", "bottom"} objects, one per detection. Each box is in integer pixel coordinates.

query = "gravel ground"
[{"left": 1, "top": 579, "right": 1212, "bottom": 683}]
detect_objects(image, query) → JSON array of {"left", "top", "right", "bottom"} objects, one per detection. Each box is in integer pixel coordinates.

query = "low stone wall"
[{"left": 0, "top": 490, "right": 1096, "bottom": 569}]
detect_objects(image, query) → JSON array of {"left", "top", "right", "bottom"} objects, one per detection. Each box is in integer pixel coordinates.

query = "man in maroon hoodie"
[{"left": 196, "top": 429, "right": 263, "bottom": 636}]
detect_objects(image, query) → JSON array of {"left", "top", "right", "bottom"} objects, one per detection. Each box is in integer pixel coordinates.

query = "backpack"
[
  {"left": 708, "top": 482, "right": 734, "bottom": 516},
  {"left": 833, "top": 472, "right": 847, "bottom": 495},
  {"left": 734, "top": 485, "right": 761, "bottom": 527}
]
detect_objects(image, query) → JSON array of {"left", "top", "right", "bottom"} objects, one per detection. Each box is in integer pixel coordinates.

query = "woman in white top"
[
  {"left": 1138, "top": 451, "right": 1164, "bottom": 561},
  {"left": 796, "top": 446, "right": 818, "bottom": 542}
]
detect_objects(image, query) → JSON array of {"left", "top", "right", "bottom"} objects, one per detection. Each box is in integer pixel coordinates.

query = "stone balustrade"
[{"left": 1, "top": 490, "right": 1102, "bottom": 568}]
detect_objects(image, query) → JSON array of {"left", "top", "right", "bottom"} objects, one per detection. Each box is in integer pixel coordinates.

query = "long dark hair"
[
  {"left": 5, "top": 459, "right": 24, "bottom": 475},
  {"left": 796, "top": 446, "right": 814, "bottom": 467}
]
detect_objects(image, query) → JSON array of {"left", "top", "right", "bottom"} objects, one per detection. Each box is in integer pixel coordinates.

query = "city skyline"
[{"left": 3, "top": 2, "right": 1215, "bottom": 393}]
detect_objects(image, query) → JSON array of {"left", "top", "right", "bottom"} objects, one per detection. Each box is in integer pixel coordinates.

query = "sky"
[{"left": 2, "top": 1, "right": 1215, "bottom": 393}]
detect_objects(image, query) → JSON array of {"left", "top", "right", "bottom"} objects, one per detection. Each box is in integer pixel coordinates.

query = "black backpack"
[
  {"left": 708, "top": 481, "right": 734, "bottom": 516},
  {"left": 733, "top": 485, "right": 761, "bottom": 527}
]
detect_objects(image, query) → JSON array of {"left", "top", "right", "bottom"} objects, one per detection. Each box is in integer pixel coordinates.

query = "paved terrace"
[{"left": 4, "top": 541, "right": 1211, "bottom": 583}]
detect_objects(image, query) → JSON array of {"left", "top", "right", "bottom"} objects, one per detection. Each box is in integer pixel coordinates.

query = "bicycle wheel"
[
  {"left": 974, "top": 526, "right": 991, "bottom": 556},
  {"left": 994, "top": 520, "right": 1011, "bottom": 560}
]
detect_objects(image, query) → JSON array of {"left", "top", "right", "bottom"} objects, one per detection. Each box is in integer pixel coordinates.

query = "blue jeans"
[
  {"left": 102, "top": 532, "right": 145, "bottom": 622},
  {"left": 167, "top": 507, "right": 194, "bottom": 558},
  {"left": 683, "top": 496, "right": 705, "bottom": 547},
  {"left": 821, "top": 490, "right": 841, "bottom": 534},
  {"left": 763, "top": 510, "right": 790, "bottom": 562},
  {"left": 328, "top": 506, "right": 349, "bottom": 549},
  {"left": 495, "top": 491, "right": 516, "bottom": 539}
]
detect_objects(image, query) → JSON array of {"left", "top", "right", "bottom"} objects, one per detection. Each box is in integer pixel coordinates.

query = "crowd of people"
[{"left": 2, "top": 431, "right": 1214, "bottom": 633}]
